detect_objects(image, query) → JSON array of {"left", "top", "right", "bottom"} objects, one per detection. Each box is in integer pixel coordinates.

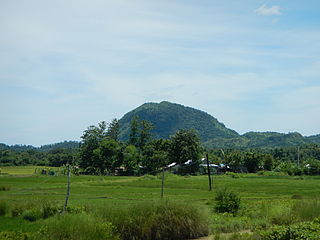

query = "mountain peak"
[{"left": 118, "top": 101, "right": 238, "bottom": 141}]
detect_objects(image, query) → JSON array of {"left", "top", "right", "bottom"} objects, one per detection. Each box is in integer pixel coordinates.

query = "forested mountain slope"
[{"left": 118, "top": 101, "right": 239, "bottom": 142}]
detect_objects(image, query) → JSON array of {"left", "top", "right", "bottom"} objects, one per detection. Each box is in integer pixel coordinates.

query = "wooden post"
[
  {"left": 161, "top": 168, "right": 165, "bottom": 199},
  {"left": 206, "top": 153, "right": 212, "bottom": 191},
  {"left": 297, "top": 146, "right": 300, "bottom": 166},
  {"left": 63, "top": 164, "right": 71, "bottom": 213}
]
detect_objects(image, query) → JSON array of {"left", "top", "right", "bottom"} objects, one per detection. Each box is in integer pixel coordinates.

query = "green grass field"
[
  {"left": 0, "top": 166, "right": 58, "bottom": 175},
  {"left": 1, "top": 168, "right": 320, "bottom": 239}
]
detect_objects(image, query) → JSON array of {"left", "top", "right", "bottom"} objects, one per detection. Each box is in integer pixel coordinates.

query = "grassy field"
[
  {"left": 0, "top": 166, "right": 58, "bottom": 175},
  {"left": 1, "top": 168, "right": 320, "bottom": 239}
]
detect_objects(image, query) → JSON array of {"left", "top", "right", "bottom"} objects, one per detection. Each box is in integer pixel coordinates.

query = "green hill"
[
  {"left": 118, "top": 101, "right": 318, "bottom": 148},
  {"left": 306, "top": 134, "right": 320, "bottom": 143},
  {"left": 118, "top": 101, "right": 239, "bottom": 141},
  {"left": 203, "top": 132, "right": 308, "bottom": 149}
]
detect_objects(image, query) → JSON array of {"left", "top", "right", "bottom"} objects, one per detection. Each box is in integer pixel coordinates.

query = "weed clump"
[
  {"left": 34, "top": 213, "right": 119, "bottom": 240},
  {"left": 94, "top": 200, "right": 209, "bottom": 240},
  {"left": 22, "top": 209, "right": 42, "bottom": 222},
  {"left": 0, "top": 231, "right": 32, "bottom": 240},
  {"left": 215, "top": 188, "right": 241, "bottom": 216},
  {"left": 292, "top": 199, "right": 320, "bottom": 221}
]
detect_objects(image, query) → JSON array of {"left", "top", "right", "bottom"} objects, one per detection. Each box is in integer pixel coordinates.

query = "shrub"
[
  {"left": 291, "top": 194, "right": 303, "bottom": 199},
  {"left": 215, "top": 188, "right": 241, "bottom": 216},
  {"left": 0, "top": 201, "right": 9, "bottom": 216},
  {"left": 94, "top": 200, "right": 209, "bottom": 240},
  {"left": 0, "top": 185, "right": 11, "bottom": 191},
  {"left": 22, "top": 208, "right": 42, "bottom": 222},
  {"left": 259, "top": 219, "right": 320, "bottom": 240},
  {"left": 42, "top": 202, "right": 60, "bottom": 219},
  {"left": 11, "top": 200, "right": 41, "bottom": 217},
  {"left": 11, "top": 200, "right": 59, "bottom": 219},
  {"left": 34, "top": 213, "right": 119, "bottom": 240},
  {"left": 64, "top": 205, "right": 85, "bottom": 214},
  {"left": 0, "top": 231, "right": 32, "bottom": 240}
]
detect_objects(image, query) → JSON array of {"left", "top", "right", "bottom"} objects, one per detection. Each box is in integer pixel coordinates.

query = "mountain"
[
  {"left": 203, "top": 131, "right": 308, "bottom": 149},
  {"left": 306, "top": 134, "right": 320, "bottom": 143},
  {"left": 118, "top": 101, "right": 239, "bottom": 142},
  {"left": 0, "top": 141, "right": 80, "bottom": 152},
  {"left": 39, "top": 141, "right": 80, "bottom": 151},
  {"left": 118, "top": 101, "right": 319, "bottom": 149}
]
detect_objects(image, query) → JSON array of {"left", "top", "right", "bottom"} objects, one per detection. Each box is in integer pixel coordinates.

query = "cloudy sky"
[{"left": 1, "top": 0, "right": 319, "bottom": 146}]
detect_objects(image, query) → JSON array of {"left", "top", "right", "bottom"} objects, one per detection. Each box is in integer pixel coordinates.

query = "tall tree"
[
  {"left": 138, "top": 120, "right": 153, "bottom": 150},
  {"left": 140, "top": 139, "right": 170, "bottom": 172},
  {"left": 129, "top": 116, "right": 140, "bottom": 148},
  {"left": 93, "top": 138, "right": 123, "bottom": 174},
  {"left": 107, "top": 118, "right": 120, "bottom": 141},
  {"left": 168, "top": 129, "right": 202, "bottom": 165},
  {"left": 123, "top": 145, "right": 140, "bottom": 175},
  {"left": 79, "top": 121, "right": 108, "bottom": 171}
]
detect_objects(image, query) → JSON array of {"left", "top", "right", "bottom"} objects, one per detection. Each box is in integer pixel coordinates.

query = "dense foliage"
[
  {"left": 118, "top": 101, "right": 239, "bottom": 142},
  {"left": 78, "top": 118, "right": 203, "bottom": 175},
  {"left": 214, "top": 188, "right": 241, "bottom": 216}
]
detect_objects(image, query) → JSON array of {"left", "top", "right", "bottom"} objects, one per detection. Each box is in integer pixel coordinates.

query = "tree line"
[
  {"left": 78, "top": 117, "right": 202, "bottom": 175},
  {"left": 1, "top": 118, "right": 320, "bottom": 176}
]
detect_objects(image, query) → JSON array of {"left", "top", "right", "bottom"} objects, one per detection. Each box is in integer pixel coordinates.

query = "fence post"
[
  {"left": 206, "top": 153, "right": 212, "bottom": 191},
  {"left": 63, "top": 164, "right": 71, "bottom": 213},
  {"left": 161, "top": 168, "right": 165, "bottom": 199}
]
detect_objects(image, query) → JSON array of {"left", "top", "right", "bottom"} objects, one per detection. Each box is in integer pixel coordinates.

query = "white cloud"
[{"left": 255, "top": 4, "right": 282, "bottom": 16}]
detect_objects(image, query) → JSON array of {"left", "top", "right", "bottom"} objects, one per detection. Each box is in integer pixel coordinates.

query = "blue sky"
[{"left": 1, "top": 0, "right": 320, "bottom": 146}]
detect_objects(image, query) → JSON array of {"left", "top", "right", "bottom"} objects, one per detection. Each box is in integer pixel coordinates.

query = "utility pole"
[
  {"left": 63, "top": 163, "right": 71, "bottom": 214},
  {"left": 297, "top": 146, "right": 300, "bottom": 166},
  {"left": 206, "top": 153, "right": 212, "bottom": 191},
  {"left": 161, "top": 168, "right": 165, "bottom": 199}
]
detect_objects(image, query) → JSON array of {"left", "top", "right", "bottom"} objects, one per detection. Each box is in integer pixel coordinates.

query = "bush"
[
  {"left": 0, "top": 185, "right": 11, "bottom": 191},
  {"left": 291, "top": 194, "right": 303, "bottom": 199},
  {"left": 0, "top": 231, "right": 32, "bottom": 240},
  {"left": 11, "top": 200, "right": 41, "bottom": 217},
  {"left": 259, "top": 219, "right": 320, "bottom": 240},
  {"left": 42, "top": 202, "right": 60, "bottom": 219},
  {"left": 0, "top": 201, "right": 9, "bottom": 216},
  {"left": 22, "top": 208, "right": 42, "bottom": 222},
  {"left": 34, "top": 213, "right": 119, "bottom": 240},
  {"left": 215, "top": 188, "right": 241, "bottom": 216},
  {"left": 11, "top": 200, "right": 60, "bottom": 219},
  {"left": 93, "top": 200, "right": 209, "bottom": 240}
]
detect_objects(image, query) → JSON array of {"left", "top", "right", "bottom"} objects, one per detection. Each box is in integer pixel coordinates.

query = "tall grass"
[
  {"left": 93, "top": 200, "right": 209, "bottom": 240},
  {"left": 292, "top": 199, "right": 320, "bottom": 221},
  {"left": 34, "top": 213, "right": 120, "bottom": 240}
]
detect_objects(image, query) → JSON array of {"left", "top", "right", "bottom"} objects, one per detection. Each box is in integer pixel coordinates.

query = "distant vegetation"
[{"left": 0, "top": 141, "right": 78, "bottom": 166}]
